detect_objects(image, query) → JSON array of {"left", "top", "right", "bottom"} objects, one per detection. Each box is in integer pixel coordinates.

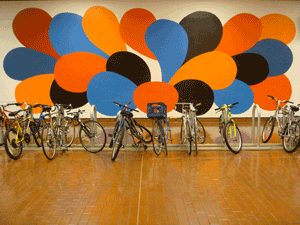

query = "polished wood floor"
[{"left": 1, "top": 149, "right": 300, "bottom": 225}]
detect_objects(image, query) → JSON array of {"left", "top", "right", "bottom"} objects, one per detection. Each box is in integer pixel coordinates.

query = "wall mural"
[{"left": 3, "top": 7, "right": 296, "bottom": 115}]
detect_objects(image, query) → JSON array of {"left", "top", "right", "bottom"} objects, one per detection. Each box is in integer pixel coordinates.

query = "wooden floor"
[{"left": 1, "top": 150, "right": 300, "bottom": 225}]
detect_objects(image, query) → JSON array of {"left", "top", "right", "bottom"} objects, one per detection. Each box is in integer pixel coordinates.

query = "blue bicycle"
[
  {"left": 147, "top": 102, "right": 169, "bottom": 155},
  {"left": 110, "top": 101, "right": 152, "bottom": 161}
]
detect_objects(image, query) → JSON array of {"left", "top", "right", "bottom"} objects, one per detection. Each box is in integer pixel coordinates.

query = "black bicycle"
[
  {"left": 67, "top": 109, "right": 106, "bottom": 153},
  {"left": 110, "top": 101, "right": 152, "bottom": 161}
]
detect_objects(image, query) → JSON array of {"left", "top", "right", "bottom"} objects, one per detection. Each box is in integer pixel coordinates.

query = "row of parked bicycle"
[{"left": 0, "top": 94, "right": 299, "bottom": 161}]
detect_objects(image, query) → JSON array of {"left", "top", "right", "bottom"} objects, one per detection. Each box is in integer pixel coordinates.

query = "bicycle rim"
[
  {"left": 64, "top": 117, "right": 75, "bottom": 147},
  {"left": 224, "top": 122, "right": 242, "bottom": 153},
  {"left": 152, "top": 121, "right": 163, "bottom": 155},
  {"left": 196, "top": 118, "right": 206, "bottom": 144},
  {"left": 194, "top": 121, "right": 198, "bottom": 155},
  {"left": 186, "top": 121, "right": 192, "bottom": 155},
  {"left": 262, "top": 117, "right": 275, "bottom": 143},
  {"left": 4, "top": 128, "right": 23, "bottom": 160},
  {"left": 282, "top": 122, "right": 300, "bottom": 153},
  {"left": 79, "top": 120, "right": 107, "bottom": 153},
  {"left": 41, "top": 123, "right": 56, "bottom": 160},
  {"left": 112, "top": 126, "right": 125, "bottom": 161},
  {"left": 0, "top": 119, "right": 7, "bottom": 146}
]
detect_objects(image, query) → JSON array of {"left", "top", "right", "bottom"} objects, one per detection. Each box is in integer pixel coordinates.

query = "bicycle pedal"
[{"left": 108, "top": 133, "right": 113, "bottom": 137}]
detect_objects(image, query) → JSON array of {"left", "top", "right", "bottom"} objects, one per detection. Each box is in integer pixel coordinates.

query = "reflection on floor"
[{"left": 0, "top": 150, "right": 300, "bottom": 224}]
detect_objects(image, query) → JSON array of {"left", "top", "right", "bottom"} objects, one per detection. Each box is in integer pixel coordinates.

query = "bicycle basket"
[{"left": 147, "top": 102, "right": 167, "bottom": 119}]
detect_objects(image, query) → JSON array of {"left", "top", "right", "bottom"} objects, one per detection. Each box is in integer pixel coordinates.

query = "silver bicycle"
[
  {"left": 176, "top": 102, "right": 206, "bottom": 155},
  {"left": 41, "top": 104, "right": 74, "bottom": 160}
]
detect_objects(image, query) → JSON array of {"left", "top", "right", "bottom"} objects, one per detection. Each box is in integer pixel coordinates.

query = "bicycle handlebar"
[
  {"left": 67, "top": 109, "right": 85, "bottom": 115},
  {"left": 267, "top": 95, "right": 293, "bottom": 104},
  {"left": 2, "top": 102, "right": 24, "bottom": 108},
  {"left": 113, "top": 101, "right": 139, "bottom": 112},
  {"left": 215, "top": 102, "right": 239, "bottom": 111}
]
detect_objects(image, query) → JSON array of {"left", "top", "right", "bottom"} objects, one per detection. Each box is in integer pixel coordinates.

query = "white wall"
[{"left": 0, "top": 0, "right": 299, "bottom": 118}]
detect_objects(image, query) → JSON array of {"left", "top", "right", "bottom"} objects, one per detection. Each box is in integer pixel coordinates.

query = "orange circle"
[
  {"left": 250, "top": 75, "right": 292, "bottom": 111},
  {"left": 15, "top": 74, "right": 55, "bottom": 114},
  {"left": 259, "top": 14, "right": 296, "bottom": 44},
  {"left": 133, "top": 81, "right": 179, "bottom": 113},
  {"left": 169, "top": 51, "right": 237, "bottom": 90},
  {"left": 54, "top": 52, "right": 106, "bottom": 93}
]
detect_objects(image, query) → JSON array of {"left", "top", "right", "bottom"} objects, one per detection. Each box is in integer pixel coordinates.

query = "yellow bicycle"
[
  {"left": 215, "top": 102, "right": 242, "bottom": 153},
  {"left": 4, "top": 104, "right": 41, "bottom": 160}
]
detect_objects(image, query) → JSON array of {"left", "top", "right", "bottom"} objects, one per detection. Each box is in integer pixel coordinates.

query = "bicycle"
[
  {"left": 176, "top": 102, "right": 206, "bottom": 155},
  {"left": 32, "top": 104, "right": 53, "bottom": 133},
  {"left": 66, "top": 109, "right": 106, "bottom": 153},
  {"left": 0, "top": 102, "right": 23, "bottom": 146},
  {"left": 110, "top": 101, "right": 152, "bottom": 161},
  {"left": 262, "top": 95, "right": 294, "bottom": 143},
  {"left": 215, "top": 102, "right": 242, "bottom": 154},
  {"left": 41, "top": 104, "right": 73, "bottom": 160},
  {"left": 4, "top": 104, "right": 42, "bottom": 160},
  {"left": 147, "top": 102, "right": 169, "bottom": 155},
  {"left": 280, "top": 104, "right": 300, "bottom": 153}
]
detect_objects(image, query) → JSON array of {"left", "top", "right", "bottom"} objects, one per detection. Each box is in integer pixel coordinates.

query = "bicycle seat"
[
  {"left": 121, "top": 110, "right": 133, "bottom": 118},
  {"left": 42, "top": 106, "right": 51, "bottom": 112},
  {"left": 291, "top": 105, "right": 299, "bottom": 112}
]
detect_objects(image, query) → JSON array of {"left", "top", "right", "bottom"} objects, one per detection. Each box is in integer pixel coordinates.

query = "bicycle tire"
[
  {"left": 194, "top": 120, "right": 198, "bottom": 155},
  {"left": 29, "top": 121, "right": 41, "bottom": 148},
  {"left": 262, "top": 117, "right": 275, "bottom": 143},
  {"left": 180, "top": 118, "right": 192, "bottom": 155},
  {"left": 41, "top": 123, "right": 56, "bottom": 160},
  {"left": 224, "top": 121, "right": 242, "bottom": 154},
  {"left": 0, "top": 119, "right": 8, "bottom": 146},
  {"left": 112, "top": 126, "right": 125, "bottom": 161},
  {"left": 196, "top": 118, "right": 206, "bottom": 144},
  {"left": 135, "top": 123, "right": 152, "bottom": 144},
  {"left": 282, "top": 121, "right": 300, "bottom": 153},
  {"left": 79, "top": 120, "right": 107, "bottom": 153},
  {"left": 109, "top": 121, "right": 120, "bottom": 148},
  {"left": 152, "top": 120, "right": 167, "bottom": 155},
  {"left": 4, "top": 128, "right": 23, "bottom": 160},
  {"left": 64, "top": 117, "right": 75, "bottom": 147}
]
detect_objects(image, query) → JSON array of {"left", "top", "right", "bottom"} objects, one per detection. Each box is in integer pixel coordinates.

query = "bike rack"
[
  {"left": 251, "top": 104, "right": 261, "bottom": 147},
  {"left": 90, "top": 105, "right": 97, "bottom": 145},
  {"left": 90, "top": 105, "right": 97, "bottom": 121}
]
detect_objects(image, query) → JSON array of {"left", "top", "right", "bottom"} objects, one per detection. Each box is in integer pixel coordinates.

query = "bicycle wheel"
[
  {"left": 152, "top": 120, "right": 166, "bottom": 155},
  {"left": 135, "top": 123, "right": 152, "bottom": 143},
  {"left": 79, "top": 120, "right": 107, "bottom": 153},
  {"left": 180, "top": 119, "right": 192, "bottom": 155},
  {"left": 4, "top": 128, "right": 23, "bottom": 160},
  {"left": 112, "top": 126, "right": 125, "bottom": 161},
  {"left": 0, "top": 119, "right": 8, "bottom": 146},
  {"left": 224, "top": 121, "right": 242, "bottom": 154},
  {"left": 196, "top": 118, "right": 206, "bottom": 144},
  {"left": 63, "top": 117, "right": 75, "bottom": 147},
  {"left": 262, "top": 117, "right": 275, "bottom": 143},
  {"left": 29, "top": 121, "right": 41, "bottom": 147},
  {"left": 41, "top": 123, "right": 56, "bottom": 160},
  {"left": 282, "top": 121, "right": 300, "bottom": 153},
  {"left": 193, "top": 120, "right": 198, "bottom": 155}
]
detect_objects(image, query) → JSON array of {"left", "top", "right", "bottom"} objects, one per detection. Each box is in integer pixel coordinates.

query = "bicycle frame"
[
  {"left": 219, "top": 105, "right": 237, "bottom": 139},
  {"left": 0, "top": 105, "right": 22, "bottom": 129},
  {"left": 12, "top": 111, "right": 35, "bottom": 145},
  {"left": 176, "top": 103, "right": 198, "bottom": 143},
  {"left": 45, "top": 105, "right": 66, "bottom": 149}
]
